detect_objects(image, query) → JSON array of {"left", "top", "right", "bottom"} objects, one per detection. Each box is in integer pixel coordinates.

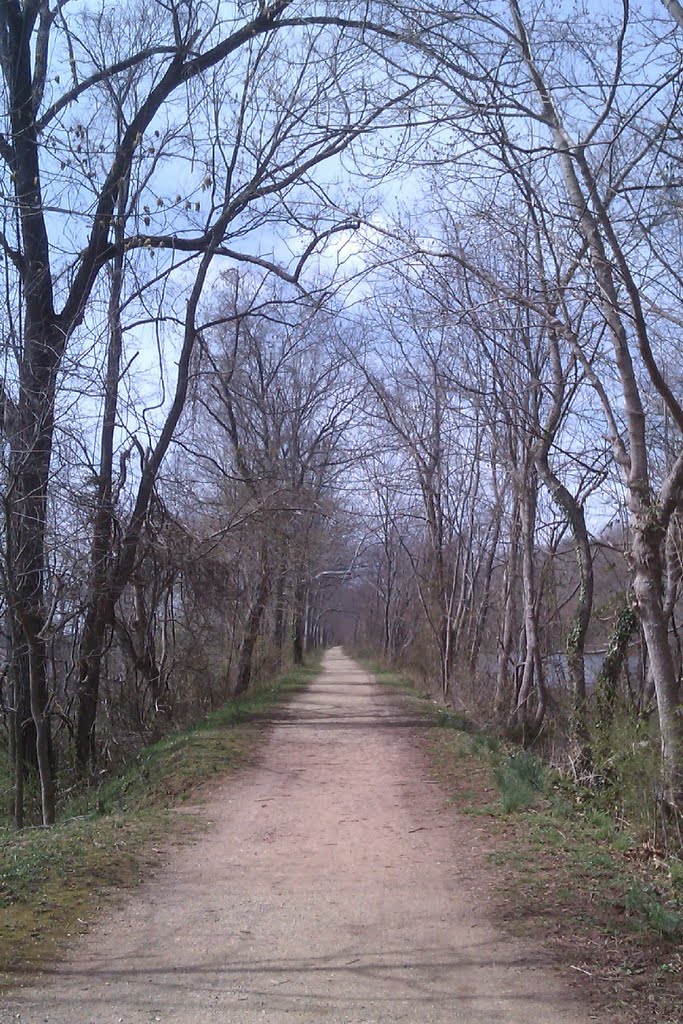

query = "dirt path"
[{"left": 4, "top": 650, "right": 595, "bottom": 1024}]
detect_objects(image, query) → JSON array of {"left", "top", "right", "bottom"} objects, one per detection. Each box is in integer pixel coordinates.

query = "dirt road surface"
[{"left": 4, "top": 650, "right": 595, "bottom": 1024}]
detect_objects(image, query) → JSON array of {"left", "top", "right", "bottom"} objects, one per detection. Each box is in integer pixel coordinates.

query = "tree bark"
[
  {"left": 24, "top": 618, "right": 55, "bottom": 825},
  {"left": 292, "top": 577, "right": 306, "bottom": 666},
  {"left": 233, "top": 562, "right": 271, "bottom": 696},
  {"left": 495, "top": 500, "right": 520, "bottom": 719},
  {"left": 536, "top": 450, "right": 593, "bottom": 772},
  {"left": 510, "top": 473, "right": 545, "bottom": 737},
  {"left": 632, "top": 518, "right": 683, "bottom": 808},
  {"left": 272, "top": 562, "right": 287, "bottom": 659},
  {"left": 2, "top": 3, "right": 61, "bottom": 823},
  {"left": 10, "top": 662, "right": 24, "bottom": 829},
  {"left": 595, "top": 601, "right": 638, "bottom": 738}
]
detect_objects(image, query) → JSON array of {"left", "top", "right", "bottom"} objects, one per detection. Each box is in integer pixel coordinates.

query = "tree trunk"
[
  {"left": 468, "top": 512, "right": 502, "bottom": 678},
  {"left": 595, "top": 602, "right": 638, "bottom": 734},
  {"left": 495, "top": 505, "right": 520, "bottom": 719},
  {"left": 641, "top": 524, "right": 682, "bottom": 712},
  {"left": 440, "top": 619, "right": 454, "bottom": 699},
  {"left": 535, "top": 465, "right": 593, "bottom": 773},
  {"left": 510, "top": 477, "right": 544, "bottom": 735},
  {"left": 382, "top": 560, "right": 394, "bottom": 658},
  {"left": 233, "top": 565, "right": 271, "bottom": 696},
  {"left": 292, "top": 577, "right": 306, "bottom": 666},
  {"left": 75, "top": 612, "right": 107, "bottom": 775},
  {"left": 272, "top": 564, "right": 287, "bottom": 659},
  {"left": 8, "top": 431, "right": 57, "bottom": 826},
  {"left": 632, "top": 518, "right": 683, "bottom": 809},
  {"left": 2, "top": 4, "right": 64, "bottom": 826},
  {"left": 11, "top": 670, "right": 24, "bottom": 829},
  {"left": 24, "top": 620, "right": 55, "bottom": 826}
]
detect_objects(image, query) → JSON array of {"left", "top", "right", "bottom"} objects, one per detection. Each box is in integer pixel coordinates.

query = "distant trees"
[
  {"left": 353, "top": 265, "right": 506, "bottom": 701},
  {"left": 189, "top": 276, "right": 358, "bottom": 691}
]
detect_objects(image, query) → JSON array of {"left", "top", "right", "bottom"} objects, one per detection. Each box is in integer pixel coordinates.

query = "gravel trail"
[{"left": 4, "top": 649, "right": 594, "bottom": 1024}]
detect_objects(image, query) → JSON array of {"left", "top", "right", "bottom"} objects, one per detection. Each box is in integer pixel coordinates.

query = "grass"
[
  {"left": 0, "top": 660, "right": 318, "bottom": 980},
  {"left": 363, "top": 656, "right": 683, "bottom": 1024},
  {"left": 494, "top": 750, "right": 545, "bottom": 812}
]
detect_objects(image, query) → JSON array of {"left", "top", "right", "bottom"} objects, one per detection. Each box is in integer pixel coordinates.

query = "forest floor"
[{"left": 0, "top": 648, "right": 612, "bottom": 1024}]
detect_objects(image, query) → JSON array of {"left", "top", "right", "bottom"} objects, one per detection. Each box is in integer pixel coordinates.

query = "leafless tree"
[{"left": 0, "top": 0, "right": 423, "bottom": 821}]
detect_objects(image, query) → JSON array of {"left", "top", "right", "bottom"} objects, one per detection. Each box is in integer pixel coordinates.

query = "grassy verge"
[
  {"left": 0, "top": 660, "right": 318, "bottom": 981},
  {"left": 365, "top": 658, "right": 683, "bottom": 1024}
]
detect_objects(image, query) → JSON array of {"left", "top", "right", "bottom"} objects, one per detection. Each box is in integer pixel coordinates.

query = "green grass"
[
  {"left": 0, "top": 660, "right": 318, "bottom": 978},
  {"left": 624, "top": 884, "right": 683, "bottom": 937},
  {"left": 360, "top": 658, "right": 417, "bottom": 697},
  {"left": 494, "top": 751, "right": 545, "bottom": 813}
]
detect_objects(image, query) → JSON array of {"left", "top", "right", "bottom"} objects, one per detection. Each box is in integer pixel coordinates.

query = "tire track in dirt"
[{"left": 3, "top": 649, "right": 595, "bottom": 1023}]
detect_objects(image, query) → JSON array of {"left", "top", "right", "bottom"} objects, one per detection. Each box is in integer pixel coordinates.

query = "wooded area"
[{"left": 2, "top": 0, "right": 683, "bottom": 852}]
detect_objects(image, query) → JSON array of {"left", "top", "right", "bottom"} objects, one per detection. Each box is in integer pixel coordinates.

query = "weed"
[
  {"left": 497, "top": 776, "right": 536, "bottom": 813},
  {"left": 463, "top": 803, "right": 499, "bottom": 817},
  {"left": 530, "top": 821, "right": 568, "bottom": 849},
  {"left": 469, "top": 731, "right": 500, "bottom": 757},
  {"left": 624, "top": 884, "right": 683, "bottom": 937},
  {"left": 669, "top": 858, "right": 683, "bottom": 891},
  {"left": 648, "top": 901, "right": 683, "bottom": 937},
  {"left": 488, "top": 848, "right": 517, "bottom": 866},
  {"left": 545, "top": 788, "right": 574, "bottom": 819},
  {"left": 508, "top": 751, "right": 545, "bottom": 789},
  {"left": 612, "top": 831, "right": 635, "bottom": 853},
  {"left": 592, "top": 712, "right": 662, "bottom": 834},
  {"left": 494, "top": 751, "right": 545, "bottom": 813},
  {"left": 583, "top": 807, "right": 615, "bottom": 835}
]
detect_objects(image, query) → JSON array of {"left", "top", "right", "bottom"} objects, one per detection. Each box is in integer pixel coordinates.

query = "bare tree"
[{"left": 0, "top": 0, "right": 423, "bottom": 818}]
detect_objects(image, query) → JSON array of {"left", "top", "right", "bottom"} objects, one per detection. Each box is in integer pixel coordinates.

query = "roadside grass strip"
[
  {"left": 0, "top": 661, "right": 318, "bottom": 980},
  {"left": 364, "top": 657, "right": 683, "bottom": 1024}
]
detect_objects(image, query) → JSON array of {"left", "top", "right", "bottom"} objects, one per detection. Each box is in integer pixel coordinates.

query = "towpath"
[{"left": 3, "top": 649, "right": 593, "bottom": 1023}]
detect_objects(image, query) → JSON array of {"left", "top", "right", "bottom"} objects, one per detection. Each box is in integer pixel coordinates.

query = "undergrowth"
[
  {"left": 0, "top": 660, "right": 318, "bottom": 979},
  {"left": 494, "top": 750, "right": 545, "bottom": 812}
]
